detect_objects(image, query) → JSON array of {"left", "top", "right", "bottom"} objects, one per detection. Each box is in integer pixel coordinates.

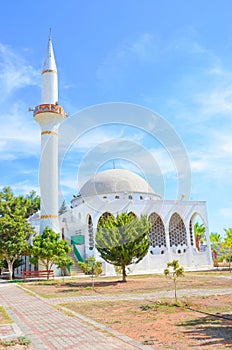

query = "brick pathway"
[{"left": 0, "top": 283, "right": 152, "bottom": 350}]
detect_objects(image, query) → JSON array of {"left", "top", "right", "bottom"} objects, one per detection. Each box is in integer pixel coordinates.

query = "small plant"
[
  {"left": 140, "top": 304, "right": 152, "bottom": 311},
  {"left": 164, "top": 260, "right": 184, "bottom": 302},
  {"left": 0, "top": 336, "right": 31, "bottom": 347},
  {"left": 78, "top": 256, "right": 102, "bottom": 289},
  {"left": 18, "top": 336, "right": 31, "bottom": 345},
  {"left": 142, "top": 340, "right": 155, "bottom": 345}
]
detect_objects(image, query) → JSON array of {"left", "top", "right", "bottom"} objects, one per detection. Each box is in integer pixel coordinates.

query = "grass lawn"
[{"left": 0, "top": 306, "right": 13, "bottom": 325}]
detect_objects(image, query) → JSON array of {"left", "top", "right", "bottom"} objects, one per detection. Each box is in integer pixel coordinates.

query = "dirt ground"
[
  {"left": 23, "top": 270, "right": 232, "bottom": 298},
  {"left": 2, "top": 271, "right": 232, "bottom": 349},
  {"left": 22, "top": 271, "right": 232, "bottom": 349},
  {"left": 62, "top": 295, "right": 232, "bottom": 349}
]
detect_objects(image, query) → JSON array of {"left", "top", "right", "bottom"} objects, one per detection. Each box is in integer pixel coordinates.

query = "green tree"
[
  {"left": 58, "top": 200, "right": 68, "bottom": 215},
  {"left": 0, "top": 216, "right": 33, "bottom": 279},
  {"left": 0, "top": 187, "right": 40, "bottom": 279},
  {"left": 0, "top": 187, "right": 40, "bottom": 219},
  {"left": 96, "top": 212, "right": 151, "bottom": 282},
  {"left": 220, "top": 228, "right": 232, "bottom": 271},
  {"left": 30, "top": 227, "right": 72, "bottom": 279},
  {"left": 78, "top": 256, "right": 102, "bottom": 289},
  {"left": 210, "top": 232, "right": 221, "bottom": 267},
  {"left": 55, "top": 255, "right": 74, "bottom": 283},
  {"left": 164, "top": 260, "right": 184, "bottom": 302},
  {"left": 194, "top": 222, "right": 205, "bottom": 251}
]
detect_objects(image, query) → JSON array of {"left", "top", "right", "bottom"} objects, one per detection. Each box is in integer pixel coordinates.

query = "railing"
[
  {"left": 73, "top": 244, "right": 84, "bottom": 262},
  {"left": 33, "top": 104, "right": 66, "bottom": 117}
]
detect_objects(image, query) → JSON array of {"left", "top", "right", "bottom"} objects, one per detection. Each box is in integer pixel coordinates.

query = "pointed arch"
[
  {"left": 128, "top": 211, "right": 137, "bottom": 219},
  {"left": 148, "top": 213, "right": 166, "bottom": 248},
  {"left": 189, "top": 212, "right": 206, "bottom": 250},
  {"left": 97, "top": 212, "right": 114, "bottom": 229},
  {"left": 169, "top": 213, "right": 187, "bottom": 247}
]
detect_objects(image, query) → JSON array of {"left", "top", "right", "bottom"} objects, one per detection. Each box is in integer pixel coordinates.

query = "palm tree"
[
  {"left": 164, "top": 260, "right": 184, "bottom": 302},
  {"left": 222, "top": 228, "right": 232, "bottom": 272},
  {"left": 210, "top": 232, "right": 221, "bottom": 267},
  {"left": 194, "top": 222, "right": 205, "bottom": 251}
]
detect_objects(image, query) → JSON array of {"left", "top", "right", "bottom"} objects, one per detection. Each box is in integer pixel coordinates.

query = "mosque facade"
[{"left": 29, "top": 35, "right": 213, "bottom": 276}]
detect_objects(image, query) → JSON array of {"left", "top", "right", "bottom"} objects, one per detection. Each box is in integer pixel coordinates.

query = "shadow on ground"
[
  {"left": 30, "top": 280, "right": 124, "bottom": 293},
  {"left": 179, "top": 314, "right": 232, "bottom": 348}
]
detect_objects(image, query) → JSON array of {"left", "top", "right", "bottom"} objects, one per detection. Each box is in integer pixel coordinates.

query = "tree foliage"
[
  {"left": 78, "top": 256, "right": 102, "bottom": 289},
  {"left": 30, "top": 227, "right": 72, "bottom": 278},
  {"left": 0, "top": 187, "right": 39, "bottom": 279},
  {"left": 58, "top": 200, "right": 68, "bottom": 215},
  {"left": 220, "top": 228, "right": 232, "bottom": 271},
  {"left": 0, "top": 187, "right": 40, "bottom": 219},
  {"left": 194, "top": 222, "right": 205, "bottom": 251},
  {"left": 55, "top": 255, "right": 74, "bottom": 282},
  {"left": 96, "top": 212, "right": 151, "bottom": 282},
  {"left": 164, "top": 260, "right": 184, "bottom": 301},
  {"left": 210, "top": 232, "right": 221, "bottom": 267}
]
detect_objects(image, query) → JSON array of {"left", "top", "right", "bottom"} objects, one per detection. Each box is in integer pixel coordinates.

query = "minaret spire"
[
  {"left": 33, "top": 33, "right": 66, "bottom": 233},
  {"left": 42, "top": 29, "right": 57, "bottom": 73},
  {"left": 41, "top": 31, "right": 58, "bottom": 104}
]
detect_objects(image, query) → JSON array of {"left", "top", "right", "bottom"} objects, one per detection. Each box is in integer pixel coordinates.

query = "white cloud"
[
  {"left": 194, "top": 85, "right": 232, "bottom": 118},
  {"left": 0, "top": 43, "right": 40, "bottom": 102},
  {"left": 188, "top": 127, "right": 232, "bottom": 184},
  {"left": 96, "top": 33, "right": 159, "bottom": 82},
  {"left": 219, "top": 207, "right": 232, "bottom": 218},
  {"left": 0, "top": 43, "right": 41, "bottom": 160},
  {"left": 128, "top": 33, "right": 158, "bottom": 62},
  {"left": 10, "top": 181, "right": 40, "bottom": 196},
  {"left": 0, "top": 102, "right": 40, "bottom": 159}
]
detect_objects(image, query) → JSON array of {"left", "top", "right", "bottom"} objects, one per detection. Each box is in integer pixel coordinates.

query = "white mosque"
[{"left": 29, "top": 35, "right": 213, "bottom": 275}]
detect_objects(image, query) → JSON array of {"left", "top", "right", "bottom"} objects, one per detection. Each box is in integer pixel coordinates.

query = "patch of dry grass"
[
  {"left": 20, "top": 271, "right": 232, "bottom": 299},
  {"left": 0, "top": 306, "right": 13, "bottom": 324}
]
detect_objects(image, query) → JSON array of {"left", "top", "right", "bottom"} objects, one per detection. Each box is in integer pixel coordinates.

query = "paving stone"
[{"left": 0, "top": 283, "right": 147, "bottom": 349}]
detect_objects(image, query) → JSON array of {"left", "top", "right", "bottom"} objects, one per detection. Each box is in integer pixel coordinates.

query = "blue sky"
[{"left": 0, "top": 1, "right": 232, "bottom": 236}]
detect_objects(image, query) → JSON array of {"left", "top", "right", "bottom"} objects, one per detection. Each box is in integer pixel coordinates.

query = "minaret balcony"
[{"left": 33, "top": 104, "right": 66, "bottom": 118}]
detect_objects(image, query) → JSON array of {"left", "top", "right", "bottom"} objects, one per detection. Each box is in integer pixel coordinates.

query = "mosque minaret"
[{"left": 33, "top": 33, "right": 66, "bottom": 233}]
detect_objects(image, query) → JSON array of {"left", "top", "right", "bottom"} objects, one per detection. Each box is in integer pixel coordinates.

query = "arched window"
[
  {"left": 148, "top": 213, "right": 166, "bottom": 248},
  {"left": 97, "top": 212, "right": 114, "bottom": 229},
  {"left": 128, "top": 212, "right": 137, "bottom": 219},
  {"left": 189, "top": 213, "right": 206, "bottom": 251},
  {"left": 88, "top": 215, "right": 94, "bottom": 250},
  {"left": 169, "top": 213, "right": 187, "bottom": 247}
]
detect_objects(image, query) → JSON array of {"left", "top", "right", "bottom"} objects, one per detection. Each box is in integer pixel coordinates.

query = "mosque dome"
[{"left": 79, "top": 169, "right": 158, "bottom": 197}]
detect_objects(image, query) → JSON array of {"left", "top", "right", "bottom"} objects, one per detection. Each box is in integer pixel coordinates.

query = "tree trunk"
[
  {"left": 91, "top": 273, "right": 95, "bottom": 290},
  {"left": 61, "top": 268, "right": 64, "bottom": 283},
  {"left": 212, "top": 249, "right": 218, "bottom": 267},
  {"left": 46, "top": 261, "right": 50, "bottom": 280},
  {"left": 174, "top": 279, "right": 177, "bottom": 302},
  {"left": 8, "top": 261, "right": 13, "bottom": 280},
  {"left": 195, "top": 236, "right": 200, "bottom": 251},
  {"left": 122, "top": 266, "right": 127, "bottom": 282}
]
